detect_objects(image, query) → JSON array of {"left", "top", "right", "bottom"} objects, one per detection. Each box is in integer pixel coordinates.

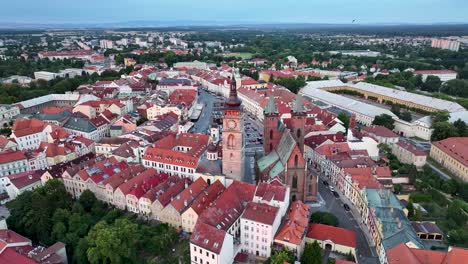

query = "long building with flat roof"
[{"left": 300, "top": 81, "right": 398, "bottom": 126}]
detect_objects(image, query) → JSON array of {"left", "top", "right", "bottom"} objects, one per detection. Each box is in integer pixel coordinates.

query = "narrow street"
[{"left": 312, "top": 166, "right": 379, "bottom": 264}]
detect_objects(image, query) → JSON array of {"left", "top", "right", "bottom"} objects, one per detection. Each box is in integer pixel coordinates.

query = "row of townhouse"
[{"left": 309, "top": 140, "right": 429, "bottom": 263}]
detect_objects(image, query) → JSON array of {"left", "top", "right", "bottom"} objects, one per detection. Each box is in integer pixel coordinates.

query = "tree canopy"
[{"left": 372, "top": 114, "right": 395, "bottom": 130}]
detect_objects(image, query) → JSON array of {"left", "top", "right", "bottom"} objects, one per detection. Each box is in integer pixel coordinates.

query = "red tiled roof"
[
  {"left": 0, "top": 150, "right": 27, "bottom": 164},
  {"left": 255, "top": 182, "right": 287, "bottom": 202},
  {"left": 443, "top": 247, "right": 468, "bottom": 264},
  {"left": 306, "top": 223, "right": 357, "bottom": 248},
  {"left": 414, "top": 70, "right": 457, "bottom": 75},
  {"left": 7, "top": 171, "right": 42, "bottom": 189},
  {"left": 12, "top": 118, "right": 46, "bottom": 137},
  {"left": 38, "top": 50, "right": 95, "bottom": 57},
  {"left": 274, "top": 201, "right": 310, "bottom": 245},
  {"left": 396, "top": 142, "right": 426, "bottom": 156},
  {"left": 191, "top": 222, "right": 226, "bottom": 254},
  {"left": 242, "top": 201, "right": 279, "bottom": 225},
  {"left": 41, "top": 106, "right": 72, "bottom": 114},
  {"left": 0, "top": 229, "right": 31, "bottom": 246},
  {"left": 198, "top": 181, "right": 256, "bottom": 231},
  {"left": 386, "top": 242, "right": 467, "bottom": 264},
  {"left": 190, "top": 180, "right": 226, "bottom": 215},
  {"left": 118, "top": 168, "right": 164, "bottom": 196},
  {"left": 432, "top": 137, "right": 468, "bottom": 167},
  {"left": 157, "top": 178, "right": 192, "bottom": 207},
  {"left": 171, "top": 177, "right": 208, "bottom": 213},
  {"left": 315, "top": 142, "right": 351, "bottom": 157},
  {"left": 0, "top": 248, "right": 37, "bottom": 264},
  {"left": 362, "top": 125, "right": 398, "bottom": 138}
]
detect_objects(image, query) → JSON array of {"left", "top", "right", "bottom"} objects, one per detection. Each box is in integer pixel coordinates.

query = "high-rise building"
[
  {"left": 222, "top": 75, "right": 243, "bottom": 181},
  {"left": 431, "top": 39, "right": 460, "bottom": 52}
]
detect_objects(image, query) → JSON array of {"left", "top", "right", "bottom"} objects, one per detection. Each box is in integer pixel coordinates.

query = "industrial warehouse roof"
[
  {"left": 300, "top": 84, "right": 397, "bottom": 119},
  {"left": 351, "top": 82, "right": 465, "bottom": 113}
]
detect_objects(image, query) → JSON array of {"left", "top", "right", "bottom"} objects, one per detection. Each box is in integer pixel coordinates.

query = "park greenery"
[
  {"left": 6, "top": 180, "right": 186, "bottom": 264},
  {"left": 0, "top": 58, "right": 84, "bottom": 78},
  {"left": 309, "top": 211, "right": 340, "bottom": 227},
  {"left": 431, "top": 111, "right": 468, "bottom": 141},
  {"left": 379, "top": 142, "right": 468, "bottom": 247}
]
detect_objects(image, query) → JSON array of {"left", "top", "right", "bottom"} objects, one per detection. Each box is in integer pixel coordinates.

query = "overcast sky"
[{"left": 2, "top": 0, "right": 468, "bottom": 24}]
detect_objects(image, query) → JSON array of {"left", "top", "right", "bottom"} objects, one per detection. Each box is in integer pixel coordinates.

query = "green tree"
[
  {"left": 431, "top": 122, "right": 458, "bottom": 141},
  {"left": 372, "top": 114, "right": 395, "bottom": 130},
  {"left": 400, "top": 111, "right": 412, "bottom": 122},
  {"left": 270, "top": 247, "right": 295, "bottom": 264},
  {"left": 422, "top": 75, "right": 442, "bottom": 92},
  {"left": 337, "top": 112, "right": 350, "bottom": 132},
  {"left": 310, "top": 212, "right": 339, "bottom": 227},
  {"left": 86, "top": 219, "right": 139, "bottom": 264},
  {"left": 394, "top": 184, "right": 403, "bottom": 194},
  {"left": 302, "top": 241, "right": 322, "bottom": 264},
  {"left": 453, "top": 119, "right": 468, "bottom": 137},
  {"left": 432, "top": 111, "right": 450, "bottom": 123},
  {"left": 79, "top": 190, "right": 98, "bottom": 212}
]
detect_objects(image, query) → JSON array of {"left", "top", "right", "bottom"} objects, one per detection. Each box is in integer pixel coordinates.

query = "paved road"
[
  {"left": 426, "top": 162, "right": 451, "bottom": 180},
  {"left": 191, "top": 89, "right": 216, "bottom": 134},
  {"left": 314, "top": 170, "right": 379, "bottom": 264}
]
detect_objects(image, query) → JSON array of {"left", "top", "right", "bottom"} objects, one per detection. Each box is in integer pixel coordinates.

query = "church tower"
[
  {"left": 222, "top": 74, "right": 243, "bottom": 181},
  {"left": 290, "top": 94, "right": 306, "bottom": 152},
  {"left": 263, "top": 94, "right": 281, "bottom": 154}
]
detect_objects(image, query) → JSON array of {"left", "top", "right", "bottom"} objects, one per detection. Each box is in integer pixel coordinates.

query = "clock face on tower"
[{"left": 228, "top": 120, "right": 237, "bottom": 129}]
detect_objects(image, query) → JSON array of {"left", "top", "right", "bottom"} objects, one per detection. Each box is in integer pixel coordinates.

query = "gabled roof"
[
  {"left": 241, "top": 201, "right": 279, "bottom": 225},
  {"left": 307, "top": 223, "right": 357, "bottom": 248},
  {"left": 0, "top": 150, "right": 27, "bottom": 164},
  {"left": 191, "top": 222, "right": 226, "bottom": 254},
  {"left": 255, "top": 182, "right": 287, "bottom": 202},
  {"left": 189, "top": 180, "right": 225, "bottom": 215},
  {"left": 157, "top": 178, "right": 192, "bottom": 207},
  {"left": 198, "top": 181, "right": 256, "bottom": 231},
  {"left": 7, "top": 171, "right": 42, "bottom": 190},
  {"left": 274, "top": 201, "right": 310, "bottom": 245},
  {"left": 170, "top": 177, "right": 208, "bottom": 213}
]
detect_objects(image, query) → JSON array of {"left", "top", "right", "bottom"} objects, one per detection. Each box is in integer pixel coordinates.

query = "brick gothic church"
[
  {"left": 222, "top": 75, "right": 244, "bottom": 181},
  {"left": 255, "top": 94, "right": 317, "bottom": 202}
]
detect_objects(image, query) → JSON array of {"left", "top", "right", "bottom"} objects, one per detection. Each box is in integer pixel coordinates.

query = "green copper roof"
[
  {"left": 293, "top": 93, "right": 305, "bottom": 113},
  {"left": 264, "top": 94, "right": 278, "bottom": 115},
  {"left": 269, "top": 161, "right": 284, "bottom": 178},
  {"left": 257, "top": 151, "right": 280, "bottom": 172}
]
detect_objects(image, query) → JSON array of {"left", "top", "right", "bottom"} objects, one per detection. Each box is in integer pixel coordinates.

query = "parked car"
[
  {"left": 323, "top": 180, "right": 329, "bottom": 186},
  {"left": 343, "top": 204, "right": 350, "bottom": 211},
  {"left": 332, "top": 191, "right": 339, "bottom": 198},
  {"left": 329, "top": 186, "right": 335, "bottom": 192}
]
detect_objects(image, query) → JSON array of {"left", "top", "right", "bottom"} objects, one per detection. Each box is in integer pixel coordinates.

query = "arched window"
[
  {"left": 294, "top": 155, "right": 299, "bottom": 168},
  {"left": 227, "top": 134, "right": 235, "bottom": 149},
  {"left": 292, "top": 174, "right": 298, "bottom": 189},
  {"left": 296, "top": 129, "right": 301, "bottom": 139},
  {"left": 269, "top": 129, "right": 274, "bottom": 140},
  {"left": 230, "top": 153, "right": 234, "bottom": 160}
]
